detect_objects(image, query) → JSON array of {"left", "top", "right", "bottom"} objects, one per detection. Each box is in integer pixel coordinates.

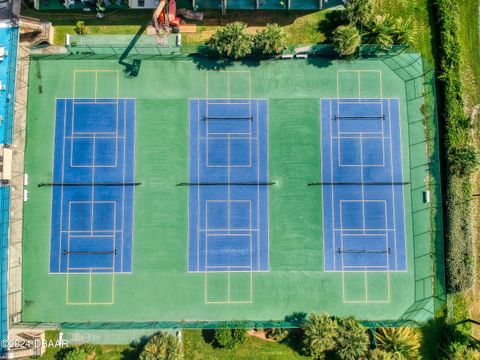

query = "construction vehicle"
[{"left": 152, "top": 0, "right": 181, "bottom": 34}]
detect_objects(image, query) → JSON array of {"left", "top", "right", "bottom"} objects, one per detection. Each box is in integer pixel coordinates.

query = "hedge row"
[
  {"left": 435, "top": 0, "right": 477, "bottom": 292},
  {"left": 445, "top": 175, "right": 474, "bottom": 292}
]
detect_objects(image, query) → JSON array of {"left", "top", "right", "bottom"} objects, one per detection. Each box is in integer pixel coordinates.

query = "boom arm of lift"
[{"left": 152, "top": 0, "right": 167, "bottom": 31}]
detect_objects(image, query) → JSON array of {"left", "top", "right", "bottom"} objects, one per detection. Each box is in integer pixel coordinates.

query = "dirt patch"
[{"left": 247, "top": 330, "right": 276, "bottom": 342}]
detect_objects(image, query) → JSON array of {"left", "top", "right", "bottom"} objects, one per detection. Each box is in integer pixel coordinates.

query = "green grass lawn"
[
  {"left": 457, "top": 0, "right": 480, "bottom": 111},
  {"left": 21, "top": 7, "right": 334, "bottom": 45},
  {"left": 182, "top": 330, "right": 308, "bottom": 360},
  {"left": 22, "top": 2, "right": 435, "bottom": 62},
  {"left": 34, "top": 331, "right": 139, "bottom": 360},
  {"left": 34, "top": 330, "right": 307, "bottom": 360},
  {"left": 20, "top": 8, "right": 152, "bottom": 44},
  {"left": 371, "top": 0, "right": 436, "bottom": 65},
  {"left": 457, "top": 0, "right": 480, "bottom": 341}
]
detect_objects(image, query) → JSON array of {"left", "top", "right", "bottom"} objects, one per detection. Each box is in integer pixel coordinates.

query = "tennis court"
[
  {"left": 46, "top": 70, "right": 136, "bottom": 304},
  {"left": 321, "top": 98, "right": 406, "bottom": 273},
  {"left": 21, "top": 52, "right": 443, "bottom": 325},
  {"left": 188, "top": 98, "right": 269, "bottom": 274}
]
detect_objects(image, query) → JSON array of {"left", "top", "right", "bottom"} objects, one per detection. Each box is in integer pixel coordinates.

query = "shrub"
[
  {"left": 435, "top": 0, "right": 476, "bottom": 293},
  {"left": 63, "top": 349, "right": 87, "bottom": 360},
  {"left": 445, "top": 175, "right": 474, "bottom": 292},
  {"left": 335, "top": 317, "right": 370, "bottom": 360},
  {"left": 207, "top": 22, "right": 253, "bottom": 59},
  {"left": 254, "top": 24, "right": 287, "bottom": 56},
  {"left": 139, "top": 332, "right": 182, "bottom": 360},
  {"left": 438, "top": 324, "right": 480, "bottom": 359},
  {"left": 74, "top": 21, "right": 86, "bottom": 35},
  {"left": 266, "top": 328, "right": 289, "bottom": 341},
  {"left": 232, "top": 327, "right": 247, "bottom": 346},
  {"left": 213, "top": 326, "right": 247, "bottom": 349},
  {"left": 78, "top": 344, "right": 95, "bottom": 356},
  {"left": 448, "top": 144, "right": 480, "bottom": 177},
  {"left": 302, "top": 313, "right": 339, "bottom": 359},
  {"left": 214, "top": 328, "right": 233, "bottom": 348},
  {"left": 375, "top": 327, "right": 421, "bottom": 360},
  {"left": 343, "top": 0, "right": 372, "bottom": 25},
  {"left": 332, "top": 25, "right": 361, "bottom": 56}
]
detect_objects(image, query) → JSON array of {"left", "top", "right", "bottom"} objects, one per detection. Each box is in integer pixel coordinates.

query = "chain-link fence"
[{"left": 21, "top": 44, "right": 445, "bottom": 329}]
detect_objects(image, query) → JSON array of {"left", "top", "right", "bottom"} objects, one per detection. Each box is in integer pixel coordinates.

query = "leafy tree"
[
  {"left": 332, "top": 25, "right": 361, "bottom": 56},
  {"left": 254, "top": 24, "right": 287, "bottom": 56},
  {"left": 449, "top": 144, "right": 480, "bottom": 177},
  {"left": 393, "top": 17, "right": 416, "bottom": 46},
  {"left": 303, "top": 313, "right": 339, "bottom": 359},
  {"left": 335, "top": 317, "right": 370, "bottom": 360},
  {"left": 375, "top": 327, "right": 421, "bottom": 360},
  {"left": 343, "top": 0, "right": 373, "bottom": 25},
  {"left": 208, "top": 22, "right": 253, "bottom": 59},
  {"left": 139, "top": 332, "right": 182, "bottom": 360},
  {"left": 364, "top": 15, "right": 395, "bottom": 49}
]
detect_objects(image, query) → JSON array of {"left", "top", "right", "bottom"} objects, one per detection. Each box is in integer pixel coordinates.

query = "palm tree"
[
  {"left": 344, "top": 0, "right": 373, "bottom": 26},
  {"left": 335, "top": 317, "right": 370, "bottom": 360},
  {"left": 254, "top": 24, "right": 287, "bottom": 56},
  {"left": 393, "top": 17, "right": 416, "bottom": 46},
  {"left": 302, "top": 313, "right": 339, "bottom": 359},
  {"left": 208, "top": 22, "right": 253, "bottom": 59},
  {"left": 368, "top": 349, "right": 392, "bottom": 360},
  {"left": 332, "top": 25, "right": 361, "bottom": 56},
  {"left": 375, "top": 327, "right": 422, "bottom": 360},
  {"left": 364, "top": 15, "right": 395, "bottom": 49}
]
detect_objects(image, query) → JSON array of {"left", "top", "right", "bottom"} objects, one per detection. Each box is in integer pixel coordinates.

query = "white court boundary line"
[
  {"left": 193, "top": 71, "right": 263, "bottom": 303},
  {"left": 47, "top": 70, "right": 135, "bottom": 305},
  {"left": 48, "top": 105, "right": 137, "bottom": 278},
  {"left": 321, "top": 71, "right": 400, "bottom": 303}
]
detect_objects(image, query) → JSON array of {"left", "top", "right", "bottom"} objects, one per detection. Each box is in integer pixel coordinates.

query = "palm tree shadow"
[
  {"left": 317, "top": 10, "right": 347, "bottom": 42},
  {"left": 120, "top": 336, "right": 149, "bottom": 360},
  {"left": 278, "top": 312, "right": 308, "bottom": 355},
  {"left": 191, "top": 53, "right": 234, "bottom": 70}
]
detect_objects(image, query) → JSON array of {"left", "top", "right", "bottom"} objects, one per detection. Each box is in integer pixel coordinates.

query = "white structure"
[{"left": 129, "top": 0, "right": 159, "bottom": 9}]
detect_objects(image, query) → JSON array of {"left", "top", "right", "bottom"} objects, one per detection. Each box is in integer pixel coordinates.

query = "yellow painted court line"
[
  {"left": 364, "top": 270, "right": 368, "bottom": 301},
  {"left": 249, "top": 270, "right": 253, "bottom": 302},
  {"left": 95, "top": 72, "right": 98, "bottom": 100},
  {"left": 89, "top": 270, "right": 92, "bottom": 304},
  {"left": 66, "top": 271, "right": 70, "bottom": 303},
  {"left": 65, "top": 271, "right": 116, "bottom": 305},
  {"left": 342, "top": 270, "right": 391, "bottom": 304},
  {"left": 227, "top": 72, "right": 230, "bottom": 98},
  {"left": 358, "top": 72, "right": 361, "bottom": 98},
  {"left": 380, "top": 71, "right": 383, "bottom": 98},
  {"left": 337, "top": 70, "right": 383, "bottom": 99},
  {"left": 227, "top": 271, "right": 230, "bottom": 303},
  {"left": 73, "top": 69, "right": 120, "bottom": 100}
]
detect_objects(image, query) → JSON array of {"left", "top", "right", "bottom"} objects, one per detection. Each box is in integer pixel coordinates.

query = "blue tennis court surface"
[
  {"left": 50, "top": 98, "right": 135, "bottom": 273},
  {"left": 321, "top": 98, "right": 406, "bottom": 272},
  {"left": 189, "top": 99, "right": 269, "bottom": 272}
]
